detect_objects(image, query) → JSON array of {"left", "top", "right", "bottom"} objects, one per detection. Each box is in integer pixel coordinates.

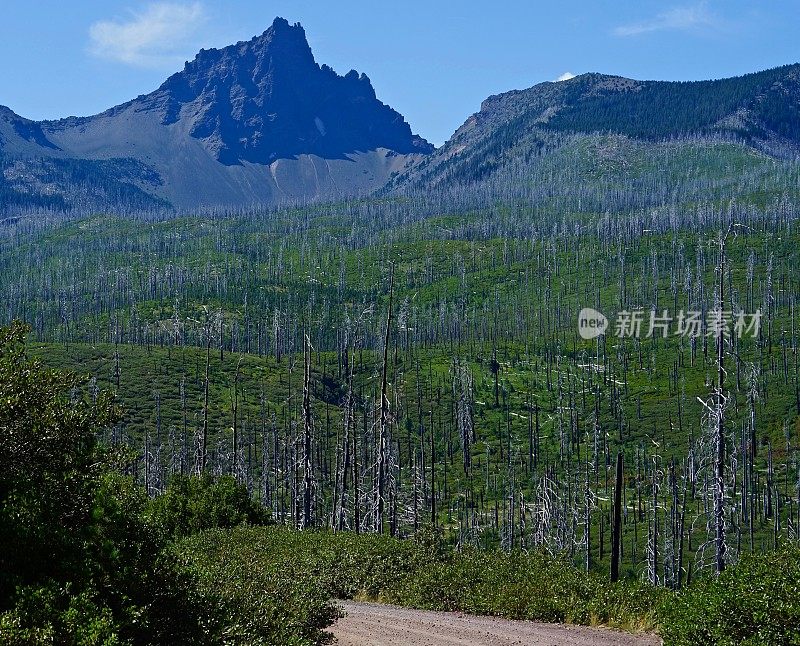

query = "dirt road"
[{"left": 331, "top": 601, "right": 662, "bottom": 646}]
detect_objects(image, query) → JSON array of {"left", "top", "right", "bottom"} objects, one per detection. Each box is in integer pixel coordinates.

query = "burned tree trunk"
[
  {"left": 714, "top": 228, "right": 730, "bottom": 574},
  {"left": 611, "top": 451, "right": 624, "bottom": 582},
  {"left": 301, "top": 335, "right": 315, "bottom": 529},
  {"left": 376, "top": 266, "right": 395, "bottom": 533}
]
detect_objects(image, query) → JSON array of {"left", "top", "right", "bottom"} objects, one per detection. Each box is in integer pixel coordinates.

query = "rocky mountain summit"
[{"left": 0, "top": 18, "right": 432, "bottom": 212}]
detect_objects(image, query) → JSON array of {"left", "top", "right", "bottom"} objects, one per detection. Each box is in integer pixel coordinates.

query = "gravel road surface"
[{"left": 331, "top": 601, "right": 662, "bottom": 646}]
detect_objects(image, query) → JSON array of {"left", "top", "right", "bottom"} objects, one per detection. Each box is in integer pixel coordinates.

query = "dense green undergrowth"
[
  {"left": 659, "top": 545, "right": 800, "bottom": 645},
  {"left": 0, "top": 321, "right": 269, "bottom": 645},
  {"left": 178, "top": 525, "right": 800, "bottom": 645}
]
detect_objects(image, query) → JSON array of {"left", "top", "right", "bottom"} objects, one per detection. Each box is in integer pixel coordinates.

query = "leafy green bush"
[
  {"left": 0, "top": 471, "right": 219, "bottom": 645},
  {"left": 177, "top": 525, "right": 662, "bottom": 641},
  {"left": 0, "top": 584, "right": 121, "bottom": 645},
  {"left": 146, "top": 474, "right": 270, "bottom": 539},
  {"left": 382, "top": 545, "right": 661, "bottom": 630},
  {"left": 0, "top": 322, "right": 217, "bottom": 645},
  {"left": 174, "top": 524, "right": 800, "bottom": 645},
  {"left": 178, "top": 529, "right": 341, "bottom": 645},
  {"left": 0, "top": 322, "right": 116, "bottom": 603},
  {"left": 659, "top": 544, "right": 800, "bottom": 645}
]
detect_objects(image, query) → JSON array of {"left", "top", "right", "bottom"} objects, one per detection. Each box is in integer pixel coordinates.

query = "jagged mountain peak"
[
  {"left": 147, "top": 17, "right": 431, "bottom": 165},
  {"left": 162, "top": 16, "right": 316, "bottom": 93},
  {"left": 1, "top": 18, "right": 433, "bottom": 212}
]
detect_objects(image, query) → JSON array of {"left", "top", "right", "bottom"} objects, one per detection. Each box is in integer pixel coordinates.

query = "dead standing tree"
[
  {"left": 453, "top": 359, "right": 475, "bottom": 475},
  {"left": 231, "top": 355, "right": 244, "bottom": 481},
  {"left": 375, "top": 266, "right": 395, "bottom": 534},
  {"left": 301, "top": 334, "right": 315, "bottom": 529},
  {"left": 610, "top": 451, "right": 623, "bottom": 582},
  {"left": 714, "top": 225, "right": 733, "bottom": 573},
  {"left": 188, "top": 306, "right": 222, "bottom": 475},
  {"left": 694, "top": 225, "right": 735, "bottom": 575},
  {"left": 331, "top": 305, "right": 372, "bottom": 531}
]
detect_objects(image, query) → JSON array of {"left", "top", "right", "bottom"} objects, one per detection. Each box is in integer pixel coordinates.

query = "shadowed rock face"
[
  {"left": 0, "top": 106, "right": 60, "bottom": 152},
  {"left": 155, "top": 17, "right": 433, "bottom": 165}
]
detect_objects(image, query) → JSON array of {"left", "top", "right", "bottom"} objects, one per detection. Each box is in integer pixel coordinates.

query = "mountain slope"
[
  {"left": 0, "top": 106, "right": 60, "bottom": 154},
  {"left": 395, "top": 65, "right": 800, "bottom": 192},
  {"left": 0, "top": 18, "right": 432, "bottom": 213}
]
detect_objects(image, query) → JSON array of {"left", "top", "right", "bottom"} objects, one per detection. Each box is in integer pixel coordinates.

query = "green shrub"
[
  {"left": 0, "top": 323, "right": 217, "bottom": 645},
  {"left": 178, "top": 528, "right": 341, "bottom": 645},
  {"left": 382, "top": 546, "right": 661, "bottom": 630},
  {"left": 146, "top": 474, "right": 270, "bottom": 539},
  {"left": 0, "top": 585, "right": 125, "bottom": 645},
  {"left": 175, "top": 525, "right": 800, "bottom": 644},
  {"left": 659, "top": 544, "right": 800, "bottom": 645},
  {"left": 177, "top": 525, "right": 663, "bottom": 641},
  {"left": 0, "top": 471, "right": 219, "bottom": 645}
]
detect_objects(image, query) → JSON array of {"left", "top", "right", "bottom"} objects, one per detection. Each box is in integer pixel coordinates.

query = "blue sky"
[{"left": 1, "top": 1, "right": 798, "bottom": 145}]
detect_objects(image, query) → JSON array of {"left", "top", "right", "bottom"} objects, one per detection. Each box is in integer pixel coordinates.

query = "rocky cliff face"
[{"left": 153, "top": 18, "right": 432, "bottom": 165}]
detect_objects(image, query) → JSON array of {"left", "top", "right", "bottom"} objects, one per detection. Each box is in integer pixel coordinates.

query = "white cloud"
[
  {"left": 613, "top": 2, "right": 717, "bottom": 37},
  {"left": 555, "top": 72, "right": 577, "bottom": 82},
  {"left": 89, "top": 2, "right": 206, "bottom": 68}
]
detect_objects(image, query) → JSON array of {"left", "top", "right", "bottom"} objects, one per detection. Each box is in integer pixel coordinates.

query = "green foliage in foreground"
[
  {"left": 2, "top": 318, "right": 798, "bottom": 646},
  {"left": 178, "top": 529, "right": 342, "bottom": 645},
  {"left": 179, "top": 526, "right": 659, "bottom": 638},
  {"left": 178, "top": 525, "right": 800, "bottom": 645},
  {"left": 0, "top": 322, "right": 244, "bottom": 645},
  {"left": 659, "top": 544, "right": 800, "bottom": 645}
]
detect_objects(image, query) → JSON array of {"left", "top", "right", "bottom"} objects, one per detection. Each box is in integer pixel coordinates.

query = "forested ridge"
[
  {"left": 3, "top": 61, "right": 800, "bottom": 214},
  {"left": 545, "top": 65, "right": 800, "bottom": 142}
]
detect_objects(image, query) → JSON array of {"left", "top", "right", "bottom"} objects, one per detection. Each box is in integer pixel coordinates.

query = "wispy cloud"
[
  {"left": 555, "top": 72, "right": 577, "bottom": 82},
  {"left": 89, "top": 2, "right": 206, "bottom": 68},
  {"left": 613, "top": 2, "right": 718, "bottom": 37}
]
